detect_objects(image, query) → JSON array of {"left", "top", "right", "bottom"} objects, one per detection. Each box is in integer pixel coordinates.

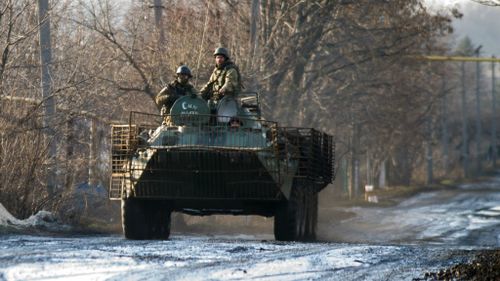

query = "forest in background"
[{"left": 1, "top": 0, "right": 497, "bottom": 221}]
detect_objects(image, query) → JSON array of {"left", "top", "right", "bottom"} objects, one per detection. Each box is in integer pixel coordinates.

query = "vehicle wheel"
[
  {"left": 122, "top": 197, "right": 148, "bottom": 239},
  {"left": 274, "top": 186, "right": 306, "bottom": 241},
  {"left": 146, "top": 200, "right": 172, "bottom": 240},
  {"left": 122, "top": 198, "right": 172, "bottom": 240},
  {"left": 304, "top": 188, "right": 318, "bottom": 241}
]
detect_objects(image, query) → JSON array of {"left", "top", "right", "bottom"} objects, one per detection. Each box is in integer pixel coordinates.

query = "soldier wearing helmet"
[
  {"left": 200, "top": 47, "right": 242, "bottom": 101},
  {"left": 155, "top": 65, "right": 197, "bottom": 113}
]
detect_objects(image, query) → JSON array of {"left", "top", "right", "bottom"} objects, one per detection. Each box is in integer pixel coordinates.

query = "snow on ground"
[
  {"left": 0, "top": 235, "right": 470, "bottom": 281},
  {"left": 319, "top": 175, "right": 500, "bottom": 246},
  {"left": 0, "top": 203, "right": 70, "bottom": 232},
  {"left": 3, "top": 175, "right": 500, "bottom": 280},
  {"left": 0, "top": 203, "right": 20, "bottom": 226}
]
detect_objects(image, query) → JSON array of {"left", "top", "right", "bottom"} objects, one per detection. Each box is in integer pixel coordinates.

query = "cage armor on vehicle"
[{"left": 110, "top": 92, "right": 335, "bottom": 241}]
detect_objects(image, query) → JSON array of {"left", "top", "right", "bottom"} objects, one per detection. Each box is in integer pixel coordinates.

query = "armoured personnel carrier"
[{"left": 110, "top": 93, "right": 334, "bottom": 241}]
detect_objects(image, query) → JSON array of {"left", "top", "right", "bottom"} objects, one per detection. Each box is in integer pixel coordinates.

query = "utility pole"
[
  {"left": 153, "top": 0, "right": 165, "bottom": 46},
  {"left": 38, "top": 0, "right": 57, "bottom": 194},
  {"left": 89, "top": 119, "right": 98, "bottom": 187},
  {"left": 460, "top": 61, "right": 469, "bottom": 178},
  {"left": 351, "top": 123, "right": 360, "bottom": 198},
  {"left": 415, "top": 55, "right": 500, "bottom": 177},
  {"left": 426, "top": 117, "right": 433, "bottom": 184},
  {"left": 153, "top": 0, "right": 165, "bottom": 83},
  {"left": 441, "top": 77, "right": 449, "bottom": 175},
  {"left": 378, "top": 160, "right": 386, "bottom": 189},
  {"left": 249, "top": 0, "right": 259, "bottom": 71},
  {"left": 425, "top": 66, "right": 433, "bottom": 184},
  {"left": 474, "top": 46, "right": 483, "bottom": 175},
  {"left": 366, "top": 151, "right": 371, "bottom": 186},
  {"left": 492, "top": 57, "right": 498, "bottom": 169},
  {"left": 341, "top": 158, "right": 349, "bottom": 194},
  {"left": 65, "top": 118, "right": 75, "bottom": 190}
]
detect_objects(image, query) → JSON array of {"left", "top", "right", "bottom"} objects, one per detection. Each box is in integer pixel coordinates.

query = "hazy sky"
[
  {"left": 427, "top": 0, "right": 500, "bottom": 56},
  {"left": 453, "top": 2, "right": 500, "bottom": 56}
]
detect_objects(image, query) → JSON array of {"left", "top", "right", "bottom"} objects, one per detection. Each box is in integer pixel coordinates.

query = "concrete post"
[
  {"left": 153, "top": 0, "right": 165, "bottom": 83},
  {"left": 89, "top": 119, "right": 98, "bottom": 187},
  {"left": 378, "top": 160, "right": 386, "bottom": 189},
  {"left": 249, "top": 0, "right": 260, "bottom": 71},
  {"left": 461, "top": 61, "right": 469, "bottom": 178},
  {"left": 474, "top": 56, "right": 482, "bottom": 175},
  {"left": 441, "top": 77, "right": 449, "bottom": 175},
  {"left": 491, "top": 58, "right": 497, "bottom": 169},
  {"left": 426, "top": 117, "right": 433, "bottom": 184},
  {"left": 38, "top": 0, "right": 57, "bottom": 194}
]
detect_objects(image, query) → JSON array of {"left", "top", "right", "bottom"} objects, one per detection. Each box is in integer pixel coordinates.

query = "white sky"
[
  {"left": 426, "top": 0, "right": 500, "bottom": 56},
  {"left": 425, "top": 0, "right": 467, "bottom": 6}
]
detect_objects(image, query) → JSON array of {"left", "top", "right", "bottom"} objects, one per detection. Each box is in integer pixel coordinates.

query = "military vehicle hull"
[
  {"left": 132, "top": 148, "right": 284, "bottom": 213},
  {"left": 110, "top": 95, "right": 334, "bottom": 241}
]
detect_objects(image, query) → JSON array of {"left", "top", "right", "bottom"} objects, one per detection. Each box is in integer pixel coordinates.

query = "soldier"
[
  {"left": 200, "top": 47, "right": 242, "bottom": 101},
  {"left": 155, "top": 65, "right": 197, "bottom": 113}
]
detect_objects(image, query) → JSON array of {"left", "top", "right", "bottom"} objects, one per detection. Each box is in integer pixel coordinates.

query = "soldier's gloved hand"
[{"left": 160, "top": 105, "right": 167, "bottom": 116}]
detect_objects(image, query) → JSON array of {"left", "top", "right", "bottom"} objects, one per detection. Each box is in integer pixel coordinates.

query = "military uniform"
[
  {"left": 156, "top": 80, "right": 197, "bottom": 112},
  {"left": 200, "top": 48, "right": 242, "bottom": 101},
  {"left": 156, "top": 65, "right": 197, "bottom": 112},
  {"left": 200, "top": 61, "right": 241, "bottom": 101}
]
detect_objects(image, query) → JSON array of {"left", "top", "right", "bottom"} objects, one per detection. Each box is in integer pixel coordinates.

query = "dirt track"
[{"left": 1, "top": 176, "right": 500, "bottom": 280}]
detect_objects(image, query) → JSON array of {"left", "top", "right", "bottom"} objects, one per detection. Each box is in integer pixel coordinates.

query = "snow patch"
[
  {"left": 3, "top": 257, "right": 146, "bottom": 281},
  {"left": 0, "top": 203, "right": 21, "bottom": 226},
  {"left": 195, "top": 257, "right": 314, "bottom": 281},
  {"left": 0, "top": 203, "right": 70, "bottom": 232}
]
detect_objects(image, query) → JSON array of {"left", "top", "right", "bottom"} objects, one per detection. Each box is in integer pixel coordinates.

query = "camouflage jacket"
[
  {"left": 200, "top": 61, "right": 242, "bottom": 100},
  {"left": 155, "top": 80, "right": 197, "bottom": 110}
]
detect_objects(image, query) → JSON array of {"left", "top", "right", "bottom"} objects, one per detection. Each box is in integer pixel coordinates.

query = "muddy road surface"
[
  {"left": 319, "top": 178, "right": 500, "bottom": 246},
  {"left": 1, "top": 177, "right": 499, "bottom": 280},
  {"left": 0, "top": 235, "right": 476, "bottom": 281}
]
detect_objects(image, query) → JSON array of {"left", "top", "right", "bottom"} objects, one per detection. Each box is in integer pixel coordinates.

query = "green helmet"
[
  {"left": 176, "top": 65, "right": 192, "bottom": 78},
  {"left": 213, "top": 47, "right": 230, "bottom": 59}
]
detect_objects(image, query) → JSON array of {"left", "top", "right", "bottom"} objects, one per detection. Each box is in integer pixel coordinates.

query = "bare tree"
[
  {"left": 0, "top": 0, "right": 118, "bottom": 219},
  {"left": 0, "top": 0, "right": 476, "bottom": 219}
]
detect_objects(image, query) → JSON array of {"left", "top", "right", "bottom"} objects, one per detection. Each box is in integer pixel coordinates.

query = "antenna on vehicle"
[{"left": 194, "top": 0, "right": 210, "bottom": 88}]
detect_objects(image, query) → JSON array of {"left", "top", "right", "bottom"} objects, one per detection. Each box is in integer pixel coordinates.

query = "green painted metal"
[
  {"left": 110, "top": 93, "right": 335, "bottom": 212},
  {"left": 170, "top": 95, "right": 211, "bottom": 125}
]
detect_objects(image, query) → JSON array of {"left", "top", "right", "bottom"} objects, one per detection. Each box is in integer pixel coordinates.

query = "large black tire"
[
  {"left": 146, "top": 200, "right": 172, "bottom": 240},
  {"left": 122, "top": 198, "right": 148, "bottom": 239},
  {"left": 304, "top": 188, "right": 318, "bottom": 241},
  {"left": 122, "top": 198, "right": 172, "bottom": 240},
  {"left": 274, "top": 187, "right": 306, "bottom": 241}
]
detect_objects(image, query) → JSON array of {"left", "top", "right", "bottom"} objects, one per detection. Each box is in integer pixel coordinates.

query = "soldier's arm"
[
  {"left": 155, "top": 87, "right": 169, "bottom": 105},
  {"left": 219, "top": 68, "right": 238, "bottom": 96},
  {"left": 156, "top": 84, "right": 178, "bottom": 105},
  {"left": 200, "top": 71, "right": 216, "bottom": 94},
  {"left": 200, "top": 71, "right": 217, "bottom": 99}
]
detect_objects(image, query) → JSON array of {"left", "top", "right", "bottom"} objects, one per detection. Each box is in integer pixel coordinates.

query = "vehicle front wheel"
[
  {"left": 122, "top": 197, "right": 148, "bottom": 239},
  {"left": 274, "top": 187, "right": 306, "bottom": 241},
  {"left": 146, "top": 200, "right": 172, "bottom": 240},
  {"left": 122, "top": 198, "right": 172, "bottom": 240}
]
